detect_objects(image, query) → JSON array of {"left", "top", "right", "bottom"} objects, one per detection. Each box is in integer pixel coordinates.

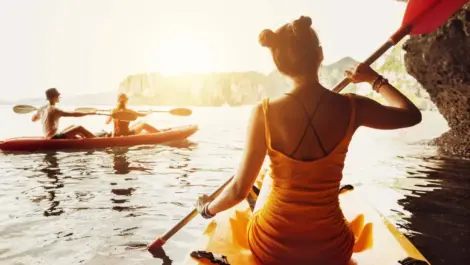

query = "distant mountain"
[
  {"left": 10, "top": 57, "right": 360, "bottom": 107},
  {"left": 322, "top": 57, "right": 359, "bottom": 73},
  {"left": 117, "top": 71, "right": 272, "bottom": 107},
  {"left": 114, "top": 57, "right": 364, "bottom": 106},
  {"left": 11, "top": 53, "right": 432, "bottom": 109},
  {"left": 319, "top": 57, "right": 360, "bottom": 92}
]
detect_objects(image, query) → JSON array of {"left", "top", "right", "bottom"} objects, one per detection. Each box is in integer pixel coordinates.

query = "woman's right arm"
[
  {"left": 345, "top": 63, "right": 422, "bottom": 130},
  {"left": 105, "top": 109, "right": 114, "bottom": 124}
]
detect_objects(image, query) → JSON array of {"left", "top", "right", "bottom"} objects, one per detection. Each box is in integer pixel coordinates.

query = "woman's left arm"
[{"left": 205, "top": 104, "right": 267, "bottom": 215}]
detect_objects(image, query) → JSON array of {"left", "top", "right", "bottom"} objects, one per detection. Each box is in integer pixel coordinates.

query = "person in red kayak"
[
  {"left": 32, "top": 88, "right": 96, "bottom": 139},
  {"left": 105, "top": 93, "right": 160, "bottom": 137},
  {"left": 195, "top": 16, "right": 422, "bottom": 265}
]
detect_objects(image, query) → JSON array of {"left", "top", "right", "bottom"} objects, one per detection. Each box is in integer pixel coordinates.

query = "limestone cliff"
[
  {"left": 403, "top": 3, "right": 470, "bottom": 156},
  {"left": 118, "top": 55, "right": 432, "bottom": 108}
]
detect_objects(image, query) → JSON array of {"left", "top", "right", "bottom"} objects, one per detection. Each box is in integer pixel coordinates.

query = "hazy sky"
[{"left": 0, "top": 0, "right": 406, "bottom": 100}]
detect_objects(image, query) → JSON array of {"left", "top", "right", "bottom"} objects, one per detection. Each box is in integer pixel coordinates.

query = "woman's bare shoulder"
[
  {"left": 329, "top": 92, "right": 359, "bottom": 107},
  {"left": 263, "top": 94, "right": 292, "bottom": 108}
]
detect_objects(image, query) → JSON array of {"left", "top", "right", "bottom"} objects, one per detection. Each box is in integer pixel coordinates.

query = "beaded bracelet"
[
  {"left": 201, "top": 203, "right": 216, "bottom": 219},
  {"left": 372, "top": 75, "right": 388, "bottom": 92},
  {"left": 371, "top": 75, "right": 380, "bottom": 89}
]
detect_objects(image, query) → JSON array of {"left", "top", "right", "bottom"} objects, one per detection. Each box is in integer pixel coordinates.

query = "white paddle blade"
[{"left": 13, "top": 105, "right": 37, "bottom": 114}]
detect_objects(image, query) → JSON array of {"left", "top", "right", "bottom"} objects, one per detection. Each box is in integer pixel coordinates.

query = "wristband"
[
  {"left": 372, "top": 75, "right": 388, "bottom": 92},
  {"left": 201, "top": 202, "right": 216, "bottom": 219}
]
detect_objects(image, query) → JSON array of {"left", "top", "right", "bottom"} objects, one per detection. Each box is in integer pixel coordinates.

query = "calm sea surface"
[{"left": 0, "top": 105, "right": 468, "bottom": 265}]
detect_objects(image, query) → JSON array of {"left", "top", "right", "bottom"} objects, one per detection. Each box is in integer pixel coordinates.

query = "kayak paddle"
[
  {"left": 77, "top": 109, "right": 137, "bottom": 121},
  {"left": 101, "top": 111, "right": 138, "bottom": 121},
  {"left": 75, "top": 107, "right": 192, "bottom": 116},
  {"left": 333, "top": 0, "right": 468, "bottom": 93},
  {"left": 12, "top": 104, "right": 136, "bottom": 121},
  {"left": 74, "top": 107, "right": 109, "bottom": 113},
  {"left": 165, "top": 108, "right": 192, "bottom": 116},
  {"left": 147, "top": 175, "right": 234, "bottom": 255},
  {"left": 13, "top": 105, "right": 38, "bottom": 114}
]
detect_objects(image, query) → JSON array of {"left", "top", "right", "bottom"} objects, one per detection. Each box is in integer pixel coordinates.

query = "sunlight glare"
[{"left": 155, "top": 33, "right": 212, "bottom": 76}]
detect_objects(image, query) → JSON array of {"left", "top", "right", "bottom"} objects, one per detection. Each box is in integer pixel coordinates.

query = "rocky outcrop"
[
  {"left": 118, "top": 71, "right": 269, "bottom": 106},
  {"left": 403, "top": 3, "right": 470, "bottom": 157},
  {"left": 117, "top": 55, "right": 432, "bottom": 108}
]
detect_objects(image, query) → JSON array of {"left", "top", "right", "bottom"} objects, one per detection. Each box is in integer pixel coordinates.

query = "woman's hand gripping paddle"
[{"left": 147, "top": 176, "right": 234, "bottom": 256}]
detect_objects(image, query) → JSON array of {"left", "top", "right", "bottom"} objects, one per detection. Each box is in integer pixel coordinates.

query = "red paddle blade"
[{"left": 403, "top": 0, "right": 467, "bottom": 35}]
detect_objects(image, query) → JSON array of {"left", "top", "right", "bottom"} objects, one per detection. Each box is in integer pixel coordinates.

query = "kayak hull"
[
  {"left": 0, "top": 125, "right": 198, "bottom": 152},
  {"left": 182, "top": 172, "right": 429, "bottom": 265}
]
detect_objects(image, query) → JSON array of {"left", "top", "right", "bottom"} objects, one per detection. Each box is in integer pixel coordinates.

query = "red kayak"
[{"left": 0, "top": 125, "right": 198, "bottom": 152}]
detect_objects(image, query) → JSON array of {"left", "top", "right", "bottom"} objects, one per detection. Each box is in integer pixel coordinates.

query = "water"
[{"left": 0, "top": 105, "right": 468, "bottom": 265}]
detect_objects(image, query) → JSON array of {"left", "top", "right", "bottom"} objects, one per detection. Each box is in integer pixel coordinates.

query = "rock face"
[
  {"left": 403, "top": 3, "right": 470, "bottom": 157},
  {"left": 116, "top": 58, "right": 366, "bottom": 107}
]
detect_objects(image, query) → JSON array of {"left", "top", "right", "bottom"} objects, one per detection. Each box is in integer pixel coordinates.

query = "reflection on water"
[
  {"left": 351, "top": 145, "right": 470, "bottom": 265},
  {"left": 110, "top": 147, "right": 152, "bottom": 175},
  {"left": 397, "top": 156, "right": 470, "bottom": 265},
  {"left": 109, "top": 147, "right": 146, "bottom": 213},
  {"left": 0, "top": 108, "right": 467, "bottom": 265},
  {"left": 39, "top": 153, "right": 65, "bottom": 217}
]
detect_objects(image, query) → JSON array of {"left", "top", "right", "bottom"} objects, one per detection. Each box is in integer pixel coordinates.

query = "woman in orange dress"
[{"left": 196, "top": 16, "right": 422, "bottom": 265}]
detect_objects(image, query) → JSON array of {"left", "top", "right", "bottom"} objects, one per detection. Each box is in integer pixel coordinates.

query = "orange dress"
[{"left": 247, "top": 94, "right": 357, "bottom": 265}]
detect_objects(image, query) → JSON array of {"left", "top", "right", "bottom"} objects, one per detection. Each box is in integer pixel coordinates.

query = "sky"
[{"left": 0, "top": 0, "right": 406, "bottom": 101}]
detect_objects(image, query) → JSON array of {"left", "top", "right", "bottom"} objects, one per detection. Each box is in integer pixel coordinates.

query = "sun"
[{"left": 154, "top": 34, "right": 213, "bottom": 76}]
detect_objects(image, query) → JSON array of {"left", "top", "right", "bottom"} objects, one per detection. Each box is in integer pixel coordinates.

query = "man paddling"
[{"left": 32, "top": 88, "right": 96, "bottom": 139}]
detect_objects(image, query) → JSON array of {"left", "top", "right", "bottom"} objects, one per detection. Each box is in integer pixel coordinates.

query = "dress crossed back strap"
[{"left": 284, "top": 92, "right": 328, "bottom": 157}]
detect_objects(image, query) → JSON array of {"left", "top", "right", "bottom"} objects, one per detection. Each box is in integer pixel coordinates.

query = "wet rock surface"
[{"left": 403, "top": 3, "right": 470, "bottom": 157}]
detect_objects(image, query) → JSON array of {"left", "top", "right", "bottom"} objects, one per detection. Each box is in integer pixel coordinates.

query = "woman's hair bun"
[
  {"left": 259, "top": 29, "right": 278, "bottom": 48},
  {"left": 293, "top": 16, "right": 312, "bottom": 33}
]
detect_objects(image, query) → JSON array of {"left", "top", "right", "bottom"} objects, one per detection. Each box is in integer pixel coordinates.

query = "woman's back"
[
  {"left": 247, "top": 89, "right": 357, "bottom": 265},
  {"left": 267, "top": 89, "right": 353, "bottom": 161}
]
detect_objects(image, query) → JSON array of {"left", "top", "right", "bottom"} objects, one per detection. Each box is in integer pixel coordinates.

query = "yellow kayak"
[{"left": 182, "top": 171, "right": 430, "bottom": 265}]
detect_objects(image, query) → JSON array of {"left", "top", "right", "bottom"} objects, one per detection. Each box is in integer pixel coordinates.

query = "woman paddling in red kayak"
[
  {"left": 195, "top": 16, "right": 422, "bottom": 265},
  {"left": 32, "top": 88, "right": 96, "bottom": 139},
  {"left": 105, "top": 93, "right": 160, "bottom": 137}
]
